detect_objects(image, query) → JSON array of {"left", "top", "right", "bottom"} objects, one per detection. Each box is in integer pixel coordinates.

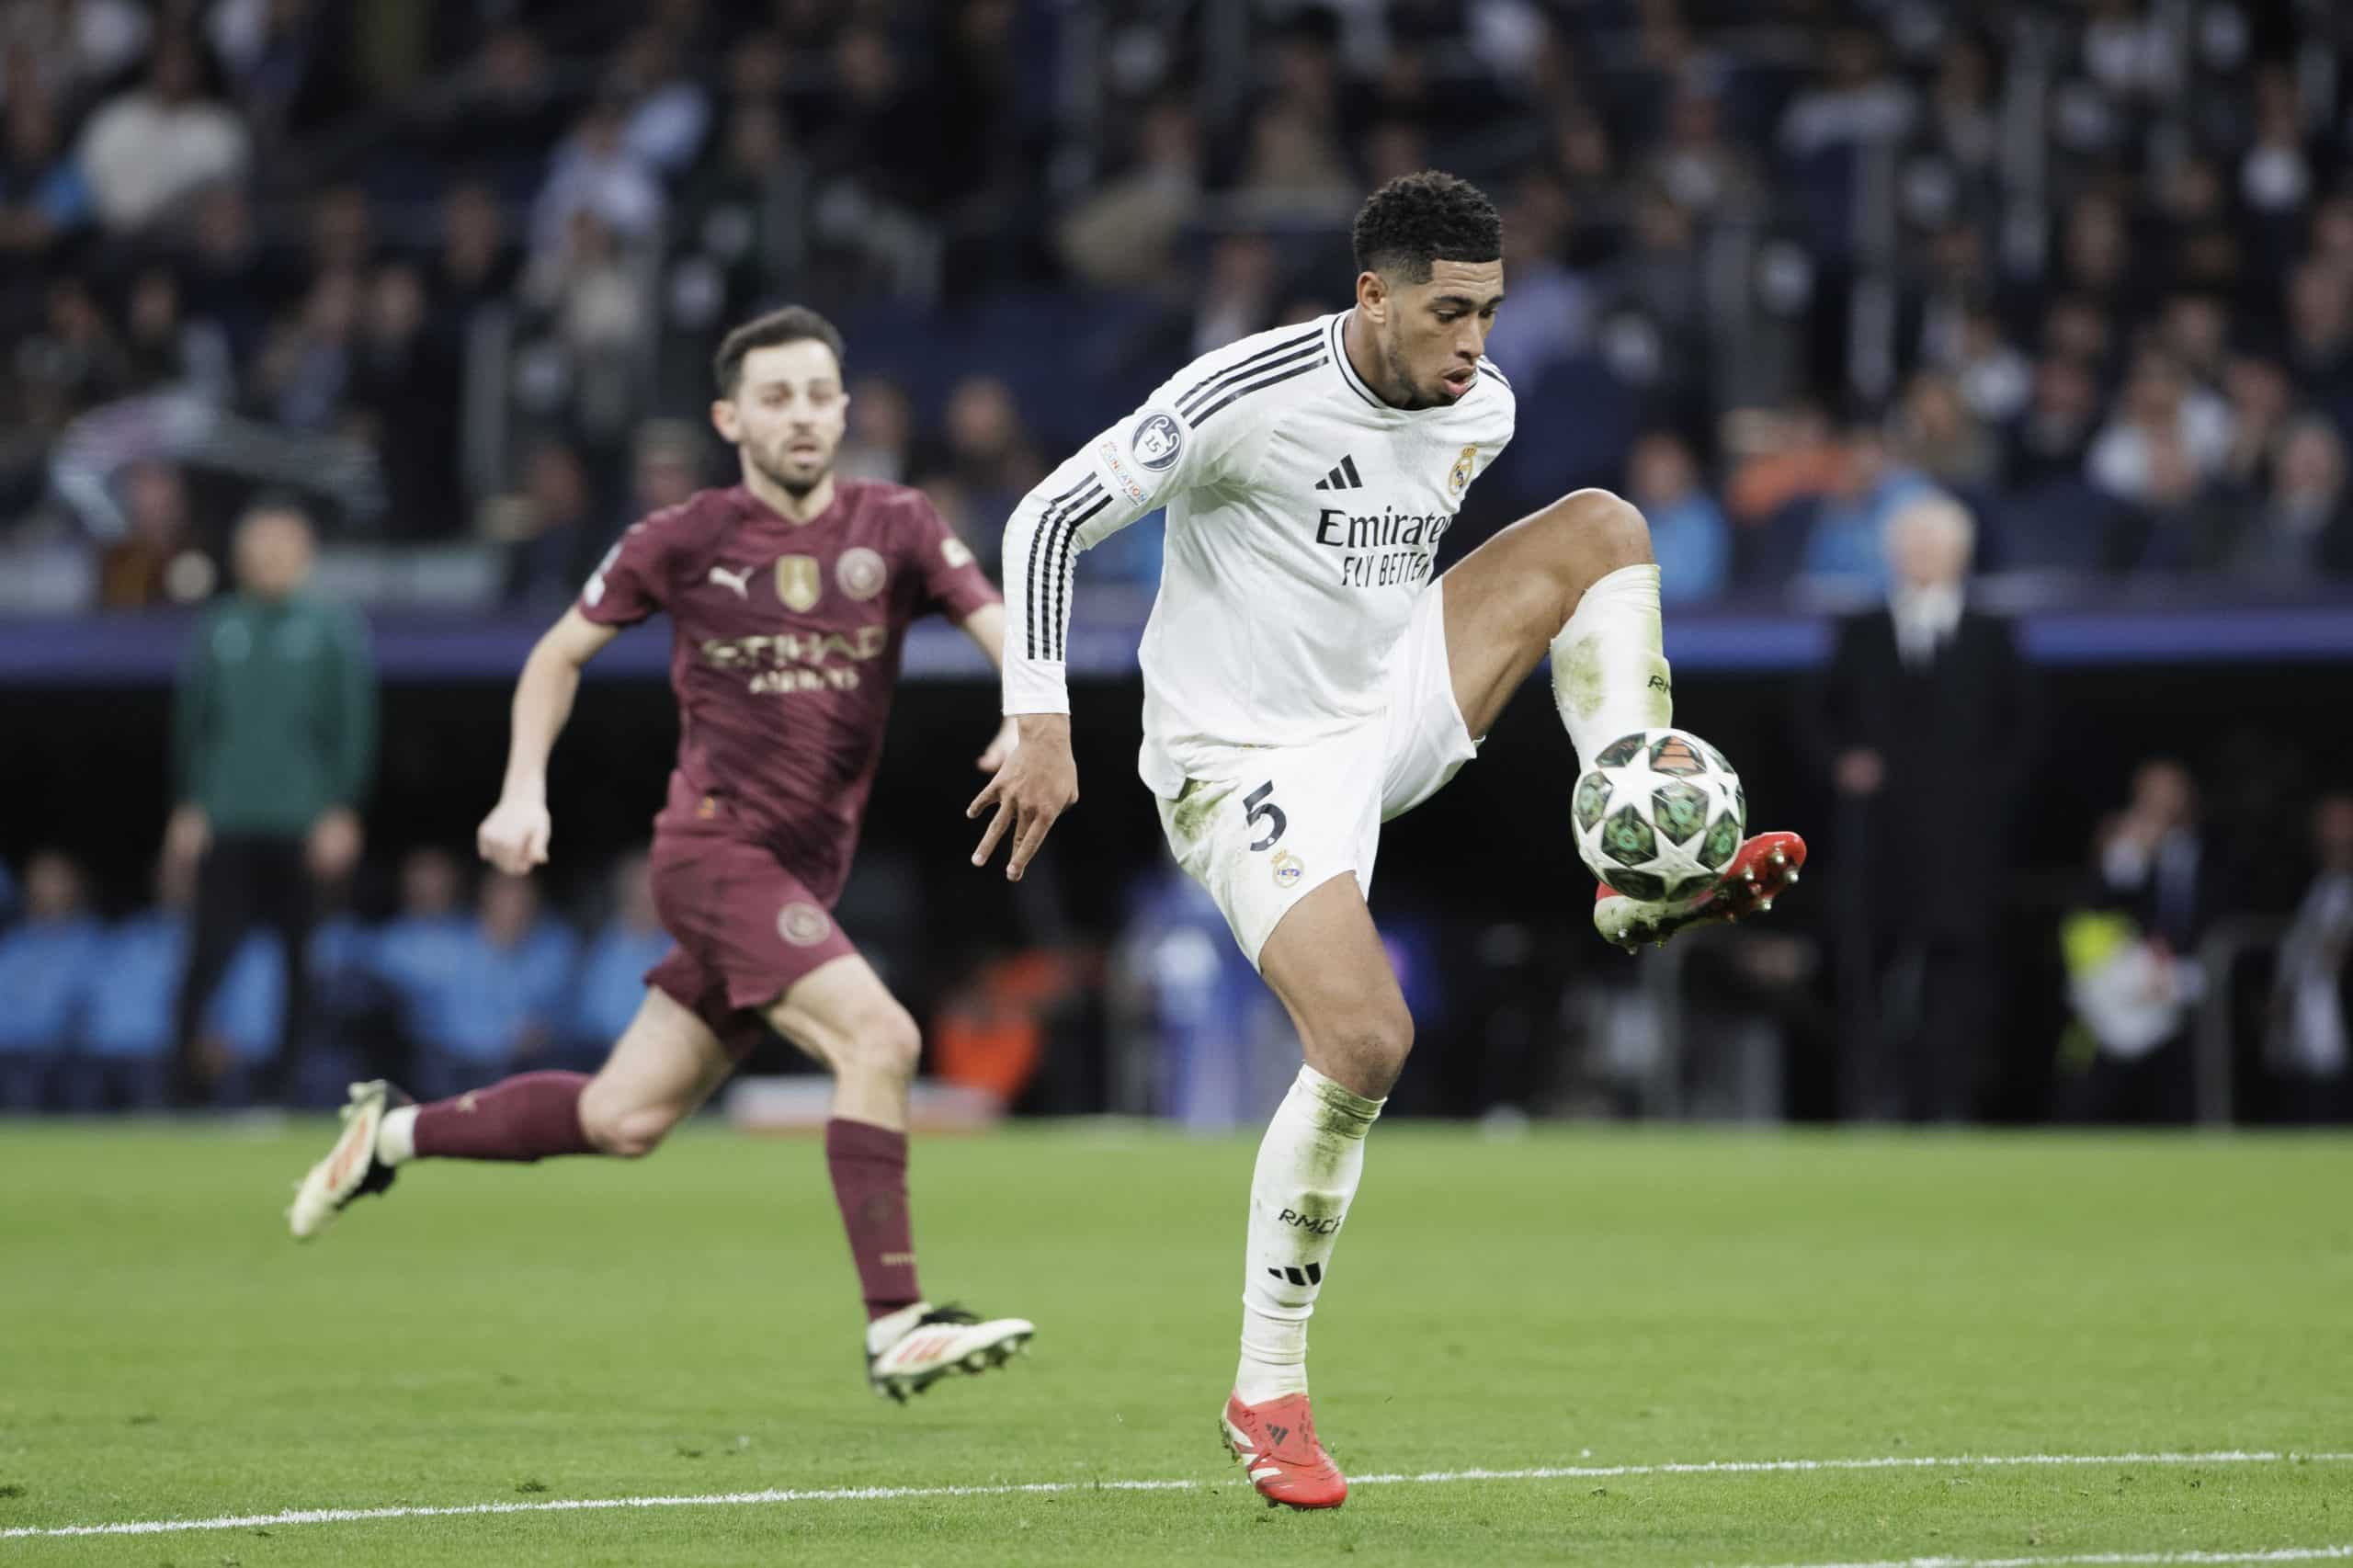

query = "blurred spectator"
[
  {"left": 1949, "top": 307, "right": 2030, "bottom": 425},
  {"left": 1483, "top": 172, "right": 1591, "bottom": 392},
  {"left": 569, "top": 851, "right": 670, "bottom": 1052},
  {"left": 251, "top": 267, "right": 358, "bottom": 433},
  {"left": 498, "top": 439, "right": 601, "bottom": 604},
  {"left": 69, "top": 854, "right": 284, "bottom": 1110},
  {"left": 2086, "top": 349, "right": 2231, "bottom": 507},
  {"left": 2285, "top": 260, "right": 2353, "bottom": 408},
  {"left": 0, "top": 87, "right": 93, "bottom": 258},
  {"left": 166, "top": 500, "right": 376, "bottom": 1104},
  {"left": 176, "top": 182, "right": 271, "bottom": 361},
  {"left": 97, "top": 460, "right": 210, "bottom": 609},
  {"left": 2265, "top": 794, "right": 2353, "bottom": 1122},
  {"left": 374, "top": 846, "right": 470, "bottom": 1017},
  {"left": 2219, "top": 357, "right": 2295, "bottom": 489},
  {"left": 673, "top": 96, "right": 803, "bottom": 326},
  {"left": 0, "top": 852, "right": 102, "bottom": 1108},
  {"left": 838, "top": 378, "right": 915, "bottom": 486},
  {"left": 522, "top": 210, "right": 654, "bottom": 438},
  {"left": 75, "top": 34, "right": 250, "bottom": 233},
  {"left": 531, "top": 98, "right": 666, "bottom": 263},
  {"left": 1802, "top": 494, "right": 2035, "bottom": 1120},
  {"left": 1056, "top": 98, "right": 1200, "bottom": 294},
  {"left": 2006, "top": 356, "right": 2103, "bottom": 491},
  {"left": 121, "top": 265, "right": 233, "bottom": 403},
  {"left": 348, "top": 261, "right": 460, "bottom": 533},
  {"left": 394, "top": 871, "right": 577, "bottom": 1096},
  {"left": 206, "top": 0, "right": 347, "bottom": 146},
  {"left": 21, "top": 276, "right": 130, "bottom": 420},
  {"left": 926, "top": 377, "right": 1041, "bottom": 551},
  {"left": 1627, "top": 430, "right": 1728, "bottom": 604},
  {"left": 1893, "top": 371, "right": 1998, "bottom": 495},
  {"left": 0, "top": 0, "right": 152, "bottom": 104},
  {"left": 606, "top": 28, "right": 710, "bottom": 176},
  {"left": 1193, "top": 233, "right": 1282, "bottom": 358},
  {"left": 2064, "top": 760, "right": 2211, "bottom": 1123},
  {"left": 433, "top": 181, "right": 520, "bottom": 332},
  {"left": 1797, "top": 424, "right": 1934, "bottom": 594},
  {"left": 427, "top": 24, "right": 566, "bottom": 205},
  {"left": 2213, "top": 415, "right": 2353, "bottom": 583},
  {"left": 1643, "top": 87, "right": 1763, "bottom": 223},
  {"left": 307, "top": 184, "right": 376, "bottom": 278},
  {"left": 622, "top": 419, "right": 706, "bottom": 525}
]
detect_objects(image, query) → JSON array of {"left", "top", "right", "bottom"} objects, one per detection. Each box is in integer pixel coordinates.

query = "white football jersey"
[{"left": 1000, "top": 310, "right": 1516, "bottom": 796}]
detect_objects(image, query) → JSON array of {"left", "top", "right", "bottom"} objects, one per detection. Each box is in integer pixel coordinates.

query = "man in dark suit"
[{"left": 1802, "top": 494, "right": 2039, "bottom": 1120}]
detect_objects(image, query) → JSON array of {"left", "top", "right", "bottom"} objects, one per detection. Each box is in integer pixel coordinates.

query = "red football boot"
[
  {"left": 1220, "top": 1391, "right": 1347, "bottom": 1510},
  {"left": 1594, "top": 830, "right": 1807, "bottom": 952}
]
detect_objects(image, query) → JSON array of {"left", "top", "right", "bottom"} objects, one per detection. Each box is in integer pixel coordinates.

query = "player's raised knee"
[{"left": 1542, "top": 487, "right": 1651, "bottom": 574}]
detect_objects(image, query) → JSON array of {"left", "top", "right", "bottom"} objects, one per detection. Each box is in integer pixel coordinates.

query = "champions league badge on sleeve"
[{"left": 1131, "top": 412, "right": 1185, "bottom": 471}]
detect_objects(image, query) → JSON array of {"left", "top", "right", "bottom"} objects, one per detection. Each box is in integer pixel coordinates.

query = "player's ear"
[
  {"left": 1355, "top": 269, "right": 1387, "bottom": 323},
  {"left": 710, "top": 397, "right": 740, "bottom": 443}
]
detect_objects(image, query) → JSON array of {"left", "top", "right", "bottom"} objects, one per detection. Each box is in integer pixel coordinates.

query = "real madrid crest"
[
  {"left": 1448, "top": 444, "right": 1478, "bottom": 497},
  {"left": 1270, "top": 849, "right": 1305, "bottom": 889},
  {"left": 774, "top": 554, "right": 821, "bottom": 612},
  {"left": 836, "top": 546, "right": 888, "bottom": 600}
]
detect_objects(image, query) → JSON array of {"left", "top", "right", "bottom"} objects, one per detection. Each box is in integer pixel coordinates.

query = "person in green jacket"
[{"left": 165, "top": 501, "right": 377, "bottom": 1105}]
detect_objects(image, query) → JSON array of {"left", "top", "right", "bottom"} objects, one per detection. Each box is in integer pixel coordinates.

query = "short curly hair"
[{"left": 1351, "top": 171, "right": 1502, "bottom": 283}]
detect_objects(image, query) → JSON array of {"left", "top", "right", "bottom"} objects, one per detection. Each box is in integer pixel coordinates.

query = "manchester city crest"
[
  {"left": 778, "top": 902, "right": 832, "bottom": 947},
  {"left": 836, "top": 546, "right": 888, "bottom": 600}
]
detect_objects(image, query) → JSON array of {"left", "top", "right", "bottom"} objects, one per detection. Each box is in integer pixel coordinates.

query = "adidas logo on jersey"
[{"left": 1312, "top": 455, "right": 1365, "bottom": 491}]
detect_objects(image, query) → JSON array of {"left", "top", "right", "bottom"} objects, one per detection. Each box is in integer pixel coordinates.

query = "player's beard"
[
  {"left": 754, "top": 441, "right": 834, "bottom": 499},
  {"left": 1378, "top": 330, "right": 1444, "bottom": 412}
]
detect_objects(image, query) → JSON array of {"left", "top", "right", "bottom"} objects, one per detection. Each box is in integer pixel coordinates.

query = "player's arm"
[
  {"left": 970, "top": 399, "right": 1209, "bottom": 881},
  {"left": 477, "top": 608, "right": 620, "bottom": 874},
  {"left": 956, "top": 601, "right": 1022, "bottom": 771}
]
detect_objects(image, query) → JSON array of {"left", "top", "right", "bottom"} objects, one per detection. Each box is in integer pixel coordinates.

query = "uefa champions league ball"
[{"left": 1572, "top": 728, "right": 1746, "bottom": 904}]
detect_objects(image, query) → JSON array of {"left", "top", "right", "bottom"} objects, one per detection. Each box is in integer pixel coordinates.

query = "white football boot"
[
  {"left": 288, "top": 1080, "right": 408, "bottom": 1240},
  {"left": 865, "top": 1302, "right": 1035, "bottom": 1402}
]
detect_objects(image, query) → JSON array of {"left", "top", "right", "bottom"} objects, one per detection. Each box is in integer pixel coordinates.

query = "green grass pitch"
[{"left": 2, "top": 1121, "right": 2348, "bottom": 1565}]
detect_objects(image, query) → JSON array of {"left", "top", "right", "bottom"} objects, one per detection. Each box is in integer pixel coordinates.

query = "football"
[{"left": 1571, "top": 728, "right": 1746, "bottom": 903}]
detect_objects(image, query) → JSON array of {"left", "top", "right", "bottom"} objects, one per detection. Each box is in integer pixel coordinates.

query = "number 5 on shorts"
[{"left": 1245, "top": 780, "right": 1288, "bottom": 852}]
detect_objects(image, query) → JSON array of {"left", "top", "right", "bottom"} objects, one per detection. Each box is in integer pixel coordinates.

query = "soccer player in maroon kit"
[{"left": 289, "top": 307, "right": 1035, "bottom": 1399}]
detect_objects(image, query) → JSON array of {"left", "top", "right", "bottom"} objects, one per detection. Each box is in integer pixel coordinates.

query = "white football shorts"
[{"left": 1153, "top": 581, "right": 1479, "bottom": 968}]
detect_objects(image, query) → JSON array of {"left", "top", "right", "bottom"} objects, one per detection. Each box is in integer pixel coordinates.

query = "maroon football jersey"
[{"left": 578, "top": 481, "right": 999, "bottom": 902}]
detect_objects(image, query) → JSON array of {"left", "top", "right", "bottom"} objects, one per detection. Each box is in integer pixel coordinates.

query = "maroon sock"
[
  {"left": 412, "top": 1072, "right": 595, "bottom": 1162},
  {"left": 824, "top": 1118, "right": 922, "bottom": 1319}
]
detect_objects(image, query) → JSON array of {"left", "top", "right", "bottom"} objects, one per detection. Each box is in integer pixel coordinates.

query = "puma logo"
[{"left": 708, "top": 563, "right": 753, "bottom": 598}]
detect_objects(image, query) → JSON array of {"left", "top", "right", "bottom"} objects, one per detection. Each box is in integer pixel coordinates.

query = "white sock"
[
  {"left": 376, "top": 1105, "right": 418, "bottom": 1166},
  {"left": 1234, "top": 1065, "right": 1383, "bottom": 1404},
  {"left": 1551, "top": 562, "right": 1673, "bottom": 770}
]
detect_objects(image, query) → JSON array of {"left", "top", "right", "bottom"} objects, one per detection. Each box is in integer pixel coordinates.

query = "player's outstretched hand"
[
  {"left": 477, "top": 792, "right": 552, "bottom": 876},
  {"left": 969, "top": 714, "right": 1077, "bottom": 882},
  {"left": 976, "top": 714, "right": 1019, "bottom": 773}
]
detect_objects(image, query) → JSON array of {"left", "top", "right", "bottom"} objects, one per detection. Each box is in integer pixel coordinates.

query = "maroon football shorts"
[{"left": 642, "top": 831, "right": 858, "bottom": 1060}]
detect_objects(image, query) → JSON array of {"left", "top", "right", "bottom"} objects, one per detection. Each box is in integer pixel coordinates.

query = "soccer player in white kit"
[{"left": 971, "top": 173, "right": 1803, "bottom": 1508}]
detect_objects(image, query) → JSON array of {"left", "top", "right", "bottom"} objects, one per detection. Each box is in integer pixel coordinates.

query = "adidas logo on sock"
[
  {"left": 1267, "top": 1262, "right": 1324, "bottom": 1287},
  {"left": 1311, "top": 455, "right": 1364, "bottom": 491}
]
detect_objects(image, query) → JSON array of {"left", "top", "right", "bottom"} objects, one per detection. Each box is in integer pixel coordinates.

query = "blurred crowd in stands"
[{"left": 5, "top": 0, "right": 2353, "bottom": 615}]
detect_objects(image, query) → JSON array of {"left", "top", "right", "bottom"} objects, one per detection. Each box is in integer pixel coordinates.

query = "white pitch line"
[
  {"left": 4, "top": 1449, "right": 2347, "bottom": 1542},
  {"left": 1755, "top": 1548, "right": 2353, "bottom": 1568}
]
